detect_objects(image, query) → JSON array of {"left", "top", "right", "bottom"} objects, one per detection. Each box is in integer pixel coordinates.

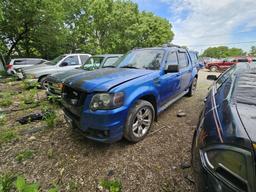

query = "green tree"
[
  {"left": 202, "top": 46, "right": 245, "bottom": 58},
  {"left": 249, "top": 46, "right": 256, "bottom": 56}
]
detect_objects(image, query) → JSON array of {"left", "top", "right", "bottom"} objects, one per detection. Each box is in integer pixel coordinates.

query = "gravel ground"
[{"left": 0, "top": 70, "right": 220, "bottom": 192}]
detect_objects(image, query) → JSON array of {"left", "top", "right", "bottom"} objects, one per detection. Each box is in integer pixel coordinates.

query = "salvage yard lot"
[{"left": 0, "top": 70, "right": 219, "bottom": 191}]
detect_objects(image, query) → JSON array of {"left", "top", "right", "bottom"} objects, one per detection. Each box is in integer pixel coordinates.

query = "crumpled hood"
[
  {"left": 47, "top": 68, "right": 87, "bottom": 83},
  {"left": 64, "top": 68, "right": 155, "bottom": 92}
]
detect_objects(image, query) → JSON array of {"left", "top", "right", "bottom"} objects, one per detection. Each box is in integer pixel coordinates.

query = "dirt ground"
[{"left": 0, "top": 70, "right": 220, "bottom": 192}]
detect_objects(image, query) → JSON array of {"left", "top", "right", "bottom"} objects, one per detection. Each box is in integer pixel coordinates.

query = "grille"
[
  {"left": 62, "top": 85, "right": 86, "bottom": 106},
  {"left": 48, "top": 81, "right": 61, "bottom": 94}
]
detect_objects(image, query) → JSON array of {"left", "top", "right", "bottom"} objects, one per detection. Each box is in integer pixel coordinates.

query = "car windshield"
[
  {"left": 82, "top": 56, "right": 104, "bottom": 71},
  {"left": 46, "top": 55, "right": 66, "bottom": 65},
  {"left": 114, "top": 49, "right": 164, "bottom": 70}
]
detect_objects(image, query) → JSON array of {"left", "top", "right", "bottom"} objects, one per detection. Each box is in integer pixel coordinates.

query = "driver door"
[{"left": 159, "top": 51, "right": 181, "bottom": 106}]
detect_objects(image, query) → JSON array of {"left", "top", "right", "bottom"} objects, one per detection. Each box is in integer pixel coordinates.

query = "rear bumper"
[{"left": 63, "top": 106, "right": 128, "bottom": 143}]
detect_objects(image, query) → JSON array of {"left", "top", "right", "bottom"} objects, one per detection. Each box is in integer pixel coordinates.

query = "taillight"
[{"left": 6, "top": 64, "right": 13, "bottom": 69}]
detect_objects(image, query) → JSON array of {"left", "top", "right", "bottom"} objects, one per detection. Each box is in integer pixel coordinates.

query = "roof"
[
  {"left": 92, "top": 54, "right": 123, "bottom": 58},
  {"left": 233, "top": 63, "right": 256, "bottom": 106}
]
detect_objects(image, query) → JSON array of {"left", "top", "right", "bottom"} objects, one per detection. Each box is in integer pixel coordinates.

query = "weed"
[
  {"left": 0, "top": 173, "right": 16, "bottom": 192},
  {"left": 99, "top": 179, "right": 122, "bottom": 192},
  {"left": 15, "top": 150, "right": 34, "bottom": 163},
  {"left": 22, "top": 80, "right": 39, "bottom": 90},
  {"left": 42, "top": 107, "right": 57, "bottom": 128},
  {"left": 21, "top": 89, "right": 37, "bottom": 105},
  {"left": 0, "top": 114, "right": 7, "bottom": 126},
  {"left": 0, "top": 93, "right": 12, "bottom": 107},
  {"left": 67, "top": 181, "right": 79, "bottom": 192},
  {"left": 47, "top": 148, "right": 54, "bottom": 159},
  {"left": 0, "top": 130, "right": 17, "bottom": 144},
  {"left": 15, "top": 176, "right": 39, "bottom": 192},
  {"left": 47, "top": 184, "right": 59, "bottom": 192}
]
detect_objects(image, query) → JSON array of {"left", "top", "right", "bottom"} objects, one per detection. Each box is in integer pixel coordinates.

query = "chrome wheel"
[{"left": 132, "top": 107, "right": 153, "bottom": 138}]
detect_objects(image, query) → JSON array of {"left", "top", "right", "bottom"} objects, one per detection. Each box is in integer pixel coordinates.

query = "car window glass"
[
  {"left": 13, "top": 60, "right": 27, "bottom": 65},
  {"left": 166, "top": 52, "right": 178, "bottom": 66},
  {"left": 63, "top": 56, "right": 79, "bottom": 65},
  {"left": 80, "top": 55, "right": 90, "bottom": 64},
  {"left": 237, "top": 58, "right": 248, "bottom": 62},
  {"left": 178, "top": 52, "right": 189, "bottom": 68},
  {"left": 103, "top": 57, "right": 119, "bottom": 67},
  {"left": 83, "top": 57, "right": 104, "bottom": 70},
  {"left": 28, "top": 59, "right": 42, "bottom": 65}
]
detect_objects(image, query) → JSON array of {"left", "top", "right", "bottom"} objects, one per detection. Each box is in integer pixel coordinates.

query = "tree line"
[
  {"left": 201, "top": 46, "right": 256, "bottom": 58},
  {"left": 0, "top": 0, "right": 174, "bottom": 60}
]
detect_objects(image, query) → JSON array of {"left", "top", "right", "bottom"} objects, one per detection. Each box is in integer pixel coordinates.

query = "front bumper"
[{"left": 63, "top": 105, "right": 128, "bottom": 143}]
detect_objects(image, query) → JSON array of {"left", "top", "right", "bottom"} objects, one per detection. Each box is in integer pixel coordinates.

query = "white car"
[
  {"left": 22, "top": 53, "right": 91, "bottom": 89},
  {"left": 7, "top": 58, "right": 47, "bottom": 74}
]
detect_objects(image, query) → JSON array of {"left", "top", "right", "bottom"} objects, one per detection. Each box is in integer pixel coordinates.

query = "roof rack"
[{"left": 162, "top": 43, "right": 182, "bottom": 48}]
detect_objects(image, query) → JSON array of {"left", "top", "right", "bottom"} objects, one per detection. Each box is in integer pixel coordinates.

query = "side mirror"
[
  {"left": 207, "top": 75, "right": 218, "bottom": 81},
  {"left": 60, "top": 62, "right": 68, "bottom": 67},
  {"left": 165, "top": 65, "right": 179, "bottom": 73}
]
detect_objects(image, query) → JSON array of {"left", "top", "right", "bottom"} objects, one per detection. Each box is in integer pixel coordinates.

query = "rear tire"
[
  {"left": 210, "top": 66, "right": 218, "bottom": 72},
  {"left": 124, "top": 100, "right": 155, "bottom": 143},
  {"left": 187, "top": 78, "right": 197, "bottom": 97}
]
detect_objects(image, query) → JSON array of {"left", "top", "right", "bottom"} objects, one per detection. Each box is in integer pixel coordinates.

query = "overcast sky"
[{"left": 132, "top": 0, "right": 256, "bottom": 52}]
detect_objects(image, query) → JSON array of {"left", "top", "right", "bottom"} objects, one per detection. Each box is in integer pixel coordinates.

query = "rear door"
[
  {"left": 177, "top": 50, "right": 192, "bottom": 91},
  {"left": 159, "top": 51, "right": 181, "bottom": 106}
]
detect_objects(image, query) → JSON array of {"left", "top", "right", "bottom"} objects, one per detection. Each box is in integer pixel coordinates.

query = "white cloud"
[{"left": 164, "top": 0, "right": 256, "bottom": 52}]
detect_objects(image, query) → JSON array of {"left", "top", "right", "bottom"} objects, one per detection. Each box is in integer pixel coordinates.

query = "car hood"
[
  {"left": 47, "top": 68, "right": 87, "bottom": 83},
  {"left": 64, "top": 68, "right": 154, "bottom": 92},
  {"left": 236, "top": 103, "right": 256, "bottom": 144}
]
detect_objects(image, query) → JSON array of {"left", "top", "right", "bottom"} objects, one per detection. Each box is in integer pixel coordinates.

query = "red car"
[{"left": 205, "top": 57, "right": 255, "bottom": 72}]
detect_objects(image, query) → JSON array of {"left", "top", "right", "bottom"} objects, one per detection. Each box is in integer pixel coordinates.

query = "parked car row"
[
  {"left": 6, "top": 45, "right": 256, "bottom": 192},
  {"left": 205, "top": 56, "right": 256, "bottom": 72}
]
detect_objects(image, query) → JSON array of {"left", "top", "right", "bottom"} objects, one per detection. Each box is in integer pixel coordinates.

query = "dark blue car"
[
  {"left": 62, "top": 44, "right": 199, "bottom": 143},
  {"left": 192, "top": 62, "right": 256, "bottom": 192}
]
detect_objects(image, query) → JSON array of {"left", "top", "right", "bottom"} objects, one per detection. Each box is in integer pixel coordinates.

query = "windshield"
[
  {"left": 114, "top": 49, "right": 164, "bottom": 70},
  {"left": 46, "top": 55, "right": 66, "bottom": 65},
  {"left": 82, "top": 57, "right": 104, "bottom": 71}
]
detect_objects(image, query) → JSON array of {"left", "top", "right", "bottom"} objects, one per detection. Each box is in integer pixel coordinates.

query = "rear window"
[
  {"left": 237, "top": 58, "right": 248, "bottom": 62},
  {"left": 13, "top": 60, "right": 27, "bottom": 65},
  {"left": 102, "top": 57, "right": 119, "bottom": 67},
  {"left": 234, "top": 69, "right": 256, "bottom": 106}
]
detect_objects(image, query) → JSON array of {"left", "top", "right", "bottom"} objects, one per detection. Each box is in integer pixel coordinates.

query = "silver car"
[{"left": 22, "top": 53, "right": 91, "bottom": 89}]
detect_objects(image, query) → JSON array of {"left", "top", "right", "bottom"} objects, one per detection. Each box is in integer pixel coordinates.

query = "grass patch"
[
  {"left": 22, "top": 80, "right": 39, "bottom": 90},
  {"left": 0, "top": 173, "right": 16, "bottom": 192},
  {"left": 0, "top": 113, "right": 7, "bottom": 125},
  {"left": 0, "top": 130, "right": 17, "bottom": 144},
  {"left": 20, "top": 89, "right": 38, "bottom": 105},
  {"left": 99, "top": 179, "right": 122, "bottom": 192},
  {"left": 0, "top": 93, "right": 13, "bottom": 107},
  {"left": 15, "top": 150, "right": 34, "bottom": 163}
]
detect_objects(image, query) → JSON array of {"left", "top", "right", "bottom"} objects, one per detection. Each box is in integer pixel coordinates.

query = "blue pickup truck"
[{"left": 62, "top": 44, "right": 199, "bottom": 143}]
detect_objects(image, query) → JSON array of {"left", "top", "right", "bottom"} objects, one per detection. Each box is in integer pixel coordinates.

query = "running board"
[{"left": 159, "top": 90, "right": 189, "bottom": 113}]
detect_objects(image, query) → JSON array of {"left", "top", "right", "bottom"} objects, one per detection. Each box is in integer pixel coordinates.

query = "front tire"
[
  {"left": 124, "top": 100, "right": 155, "bottom": 143},
  {"left": 39, "top": 76, "right": 48, "bottom": 89}
]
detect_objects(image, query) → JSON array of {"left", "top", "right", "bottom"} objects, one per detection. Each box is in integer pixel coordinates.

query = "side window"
[
  {"left": 237, "top": 58, "right": 248, "bottom": 62},
  {"left": 177, "top": 52, "right": 189, "bottom": 68},
  {"left": 80, "top": 55, "right": 90, "bottom": 65},
  {"left": 103, "top": 57, "right": 119, "bottom": 67},
  {"left": 13, "top": 60, "right": 27, "bottom": 65},
  {"left": 28, "top": 59, "right": 42, "bottom": 65},
  {"left": 63, "top": 56, "right": 79, "bottom": 65},
  {"left": 166, "top": 52, "right": 178, "bottom": 66}
]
